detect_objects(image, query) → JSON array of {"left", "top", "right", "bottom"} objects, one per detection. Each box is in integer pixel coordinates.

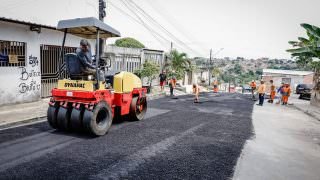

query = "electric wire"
[
  {"left": 117, "top": 0, "right": 176, "bottom": 48},
  {"left": 143, "top": 0, "right": 208, "bottom": 55},
  {"left": 124, "top": 0, "right": 202, "bottom": 56}
]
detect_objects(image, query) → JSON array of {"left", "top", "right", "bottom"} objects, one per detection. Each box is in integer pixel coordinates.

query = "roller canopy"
[{"left": 57, "top": 17, "right": 121, "bottom": 39}]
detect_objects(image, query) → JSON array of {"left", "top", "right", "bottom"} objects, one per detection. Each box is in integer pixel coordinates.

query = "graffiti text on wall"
[
  {"left": 18, "top": 56, "right": 41, "bottom": 94},
  {"left": 19, "top": 80, "right": 40, "bottom": 93},
  {"left": 19, "top": 67, "right": 41, "bottom": 81},
  {"left": 29, "top": 55, "right": 39, "bottom": 67}
]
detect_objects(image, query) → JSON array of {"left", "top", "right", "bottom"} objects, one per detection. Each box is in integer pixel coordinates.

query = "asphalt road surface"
[{"left": 0, "top": 93, "right": 254, "bottom": 180}]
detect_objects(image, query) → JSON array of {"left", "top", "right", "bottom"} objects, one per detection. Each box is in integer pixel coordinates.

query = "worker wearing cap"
[
  {"left": 282, "top": 83, "right": 291, "bottom": 105},
  {"left": 76, "top": 39, "right": 96, "bottom": 75},
  {"left": 250, "top": 80, "right": 257, "bottom": 100},
  {"left": 256, "top": 80, "right": 266, "bottom": 106}
]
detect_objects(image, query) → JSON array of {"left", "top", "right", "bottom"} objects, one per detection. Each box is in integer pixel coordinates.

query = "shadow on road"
[{"left": 49, "top": 130, "right": 96, "bottom": 140}]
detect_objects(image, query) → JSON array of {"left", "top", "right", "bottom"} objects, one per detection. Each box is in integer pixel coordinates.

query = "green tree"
[
  {"left": 134, "top": 61, "right": 160, "bottom": 87},
  {"left": 167, "top": 49, "right": 192, "bottom": 80},
  {"left": 115, "top": 37, "right": 145, "bottom": 48},
  {"left": 233, "top": 63, "right": 243, "bottom": 74},
  {"left": 287, "top": 23, "right": 320, "bottom": 106},
  {"left": 255, "top": 69, "right": 263, "bottom": 76},
  {"left": 221, "top": 71, "right": 235, "bottom": 84},
  {"left": 248, "top": 70, "right": 255, "bottom": 76},
  {"left": 212, "top": 67, "right": 221, "bottom": 79}
]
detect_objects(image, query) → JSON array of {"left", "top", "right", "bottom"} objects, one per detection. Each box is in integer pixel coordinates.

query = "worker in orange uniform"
[
  {"left": 193, "top": 83, "right": 200, "bottom": 103},
  {"left": 282, "top": 83, "right": 291, "bottom": 105},
  {"left": 213, "top": 80, "right": 219, "bottom": 93},
  {"left": 256, "top": 80, "right": 266, "bottom": 106},
  {"left": 250, "top": 80, "right": 257, "bottom": 100},
  {"left": 169, "top": 77, "right": 177, "bottom": 96},
  {"left": 268, "top": 80, "right": 276, "bottom": 103}
]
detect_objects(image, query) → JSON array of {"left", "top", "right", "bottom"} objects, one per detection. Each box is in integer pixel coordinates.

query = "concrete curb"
[
  {"left": 0, "top": 116, "right": 47, "bottom": 131},
  {"left": 290, "top": 105, "right": 320, "bottom": 121}
]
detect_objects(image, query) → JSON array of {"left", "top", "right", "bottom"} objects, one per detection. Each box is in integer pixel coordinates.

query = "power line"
[
  {"left": 143, "top": 0, "right": 208, "bottom": 55},
  {"left": 116, "top": 0, "right": 174, "bottom": 48},
  {"left": 119, "top": 0, "right": 170, "bottom": 45},
  {"left": 109, "top": 1, "right": 168, "bottom": 47},
  {"left": 111, "top": 0, "right": 200, "bottom": 56},
  {"left": 123, "top": 0, "right": 202, "bottom": 56},
  {"left": 109, "top": 2, "right": 141, "bottom": 25},
  {"left": 126, "top": 0, "right": 201, "bottom": 55}
]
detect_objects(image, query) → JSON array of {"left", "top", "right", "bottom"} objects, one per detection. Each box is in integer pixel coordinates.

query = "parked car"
[
  {"left": 296, "top": 84, "right": 313, "bottom": 100},
  {"left": 296, "top": 84, "right": 312, "bottom": 94},
  {"left": 241, "top": 85, "right": 252, "bottom": 94}
]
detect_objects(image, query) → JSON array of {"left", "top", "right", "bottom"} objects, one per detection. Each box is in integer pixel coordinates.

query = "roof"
[
  {"left": 57, "top": 17, "right": 120, "bottom": 39},
  {"left": 263, "top": 69, "right": 314, "bottom": 76},
  {"left": 0, "top": 17, "right": 56, "bottom": 30},
  {"left": 143, "top": 48, "right": 164, "bottom": 53}
]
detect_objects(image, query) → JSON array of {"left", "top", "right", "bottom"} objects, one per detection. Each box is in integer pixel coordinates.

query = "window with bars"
[{"left": 0, "top": 40, "right": 26, "bottom": 67}]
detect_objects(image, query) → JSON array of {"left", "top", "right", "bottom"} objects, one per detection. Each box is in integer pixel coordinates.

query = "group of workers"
[
  {"left": 160, "top": 70, "right": 293, "bottom": 106},
  {"left": 159, "top": 71, "right": 200, "bottom": 103},
  {"left": 159, "top": 71, "right": 177, "bottom": 97},
  {"left": 250, "top": 80, "right": 291, "bottom": 106}
]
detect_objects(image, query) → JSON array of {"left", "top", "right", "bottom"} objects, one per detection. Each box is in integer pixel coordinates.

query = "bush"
[{"left": 115, "top": 37, "right": 145, "bottom": 48}]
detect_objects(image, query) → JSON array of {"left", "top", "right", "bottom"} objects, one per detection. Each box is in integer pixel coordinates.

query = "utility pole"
[
  {"left": 99, "top": 0, "right": 106, "bottom": 57},
  {"left": 208, "top": 48, "right": 212, "bottom": 86},
  {"left": 166, "top": 42, "right": 173, "bottom": 73}
]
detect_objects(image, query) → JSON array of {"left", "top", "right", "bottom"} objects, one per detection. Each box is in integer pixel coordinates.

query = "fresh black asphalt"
[{"left": 0, "top": 93, "right": 254, "bottom": 180}]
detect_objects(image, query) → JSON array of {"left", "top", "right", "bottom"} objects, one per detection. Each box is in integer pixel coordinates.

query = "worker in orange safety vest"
[
  {"left": 268, "top": 80, "right": 276, "bottom": 103},
  {"left": 169, "top": 77, "right": 177, "bottom": 96},
  {"left": 250, "top": 80, "right": 257, "bottom": 100},
  {"left": 213, "top": 80, "right": 219, "bottom": 93},
  {"left": 281, "top": 83, "right": 291, "bottom": 105}
]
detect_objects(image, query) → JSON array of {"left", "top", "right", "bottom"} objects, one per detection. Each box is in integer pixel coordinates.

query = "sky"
[{"left": 0, "top": 0, "right": 319, "bottom": 59}]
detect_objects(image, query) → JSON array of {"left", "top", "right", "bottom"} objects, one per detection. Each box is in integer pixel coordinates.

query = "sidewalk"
[
  {"left": 233, "top": 101, "right": 320, "bottom": 180},
  {"left": 0, "top": 86, "right": 186, "bottom": 129},
  {"left": 289, "top": 94, "right": 320, "bottom": 121},
  {"left": 0, "top": 98, "right": 49, "bottom": 129}
]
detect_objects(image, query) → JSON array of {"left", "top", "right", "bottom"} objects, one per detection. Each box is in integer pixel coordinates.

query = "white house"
[
  {"left": 262, "top": 69, "right": 314, "bottom": 90},
  {"left": 0, "top": 17, "right": 88, "bottom": 105},
  {"left": 0, "top": 17, "right": 166, "bottom": 106}
]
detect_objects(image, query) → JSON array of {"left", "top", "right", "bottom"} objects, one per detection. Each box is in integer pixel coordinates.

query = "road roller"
[{"left": 47, "top": 17, "right": 147, "bottom": 136}]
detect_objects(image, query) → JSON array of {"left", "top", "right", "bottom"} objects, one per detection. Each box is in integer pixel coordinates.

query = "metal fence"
[
  {"left": 113, "top": 55, "right": 141, "bottom": 72},
  {"left": 0, "top": 40, "right": 26, "bottom": 67},
  {"left": 40, "top": 45, "right": 76, "bottom": 97}
]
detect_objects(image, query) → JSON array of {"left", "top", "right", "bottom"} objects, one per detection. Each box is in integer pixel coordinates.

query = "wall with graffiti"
[{"left": 0, "top": 21, "right": 84, "bottom": 106}]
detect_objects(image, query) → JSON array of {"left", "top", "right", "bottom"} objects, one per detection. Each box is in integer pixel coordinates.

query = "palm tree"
[
  {"left": 287, "top": 23, "right": 320, "bottom": 106},
  {"left": 211, "top": 67, "right": 221, "bottom": 83},
  {"left": 168, "top": 49, "right": 193, "bottom": 80}
]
